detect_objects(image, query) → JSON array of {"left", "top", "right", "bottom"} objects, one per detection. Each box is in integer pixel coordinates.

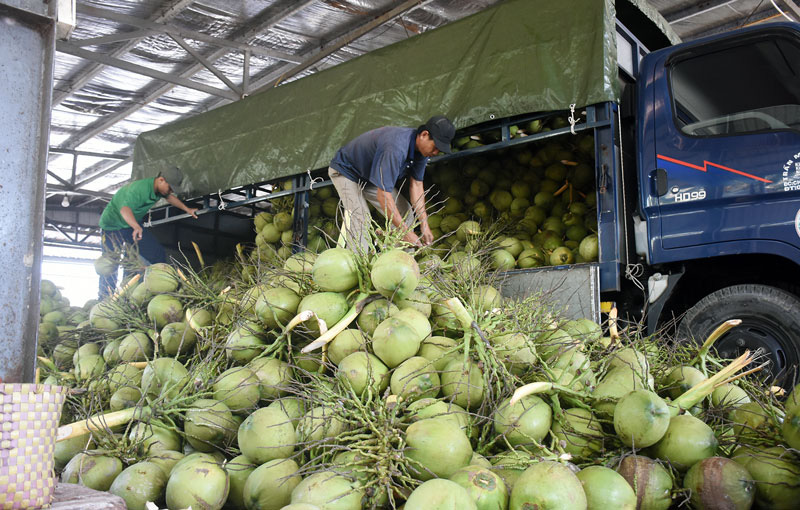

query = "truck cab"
[{"left": 634, "top": 23, "right": 800, "bottom": 380}]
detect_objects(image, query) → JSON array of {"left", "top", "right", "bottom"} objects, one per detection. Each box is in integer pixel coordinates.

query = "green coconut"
[
  {"left": 510, "top": 461, "right": 588, "bottom": 510},
  {"left": 160, "top": 321, "right": 197, "bottom": 356},
  {"left": 53, "top": 340, "right": 77, "bottom": 369},
  {"left": 268, "top": 397, "right": 307, "bottom": 425},
  {"left": 576, "top": 466, "right": 636, "bottom": 510},
  {"left": 372, "top": 316, "right": 424, "bottom": 368},
  {"left": 165, "top": 454, "right": 229, "bottom": 510},
  {"left": 141, "top": 357, "right": 189, "bottom": 400},
  {"left": 102, "top": 338, "right": 122, "bottom": 364},
  {"left": 296, "top": 405, "right": 347, "bottom": 444},
  {"left": 89, "top": 301, "right": 120, "bottom": 331},
  {"left": 38, "top": 321, "right": 59, "bottom": 344},
  {"left": 406, "top": 418, "right": 473, "bottom": 480},
  {"left": 243, "top": 458, "right": 302, "bottom": 510},
  {"left": 94, "top": 254, "right": 118, "bottom": 277},
  {"left": 662, "top": 365, "right": 706, "bottom": 400},
  {"left": 225, "top": 321, "right": 268, "bottom": 364},
  {"left": 739, "top": 446, "right": 800, "bottom": 509},
  {"left": 338, "top": 351, "right": 389, "bottom": 396},
  {"left": 441, "top": 359, "right": 485, "bottom": 409},
  {"left": 493, "top": 395, "right": 551, "bottom": 446},
  {"left": 238, "top": 407, "right": 296, "bottom": 464},
  {"left": 390, "top": 356, "right": 440, "bottom": 403},
  {"left": 711, "top": 384, "right": 751, "bottom": 408},
  {"left": 393, "top": 307, "right": 432, "bottom": 340},
  {"left": 551, "top": 407, "right": 604, "bottom": 459},
  {"left": 327, "top": 329, "right": 368, "bottom": 366},
  {"left": 615, "top": 455, "right": 673, "bottom": 510},
  {"left": 247, "top": 357, "right": 291, "bottom": 400},
  {"left": 186, "top": 307, "right": 214, "bottom": 332},
  {"left": 395, "top": 289, "right": 432, "bottom": 317},
  {"left": 290, "top": 472, "right": 363, "bottom": 510},
  {"left": 73, "top": 354, "right": 105, "bottom": 381},
  {"left": 223, "top": 455, "right": 256, "bottom": 510},
  {"left": 108, "top": 461, "right": 168, "bottom": 510},
  {"left": 297, "top": 292, "right": 349, "bottom": 335},
  {"left": 129, "top": 281, "right": 153, "bottom": 306},
  {"left": 371, "top": 249, "right": 421, "bottom": 301},
  {"left": 213, "top": 366, "right": 261, "bottom": 414},
  {"left": 184, "top": 399, "right": 236, "bottom": 452},
  {"left": 418, "top": 335, "right": 460, "bottom": 372},
  {"left": 491, "top": 332, "right": 536, "bottom": 375},
  {"left": 147, "top": 450, "right": 184, "bottom": 477},
  {"left": 356, "top": 299, "right": 399, "bottom": 336},
  {"left": 118, "top": 331, "right": 154, "bottom": 362},
  {"left": 449, "top": 464, "right": 508, "bottom": 510},
  {"left": 782, "top": 406, "right": 800, "bottom": 449},
  {"left": 608, "top": 347, "right": 650, "bottom": 376},
  {"left": 593, "top": 366, "right": 651, "bottom": 417},
  {"left": 54, "top": 433, "right": 93, "bottom": 471},
  {"left": 107, "top": 363, "right": 143, "bottom": 393},
  {"left": 312, "top": 247, "right": 359, "bottom": 292},
  {"left": 110, "top": 386, "right": 142, "bottom": 411},
  {"left": 143, "top": 262, "right": 180, "bottom": 293},
  {"left": 651, "top": 414, "right": 718, "bottom": 471},
  {"left": 147, "top": 294, "right": 184, "bottom": 328},
  {"left": 406, "top": 398, "right": 472, "bottom": 435},
  {"left": 614, "top": 390, "right": 670, "bottom": 448},
  {"left": 683, "top": 457, "right": 755, "bottom": 510},
  {"left": 255, "top": 287, "right": 302, "bottom": 329},
  {"left": 61, "top": 450, "right": 124, "bottom": 491},
  {"left": 284, "top": 251, "right": 316, "bottom": 274},
  {"left": 406, "top": 478, "right": 478, "bottom": 510},
  {"left": 129, "top": 421, "right": 182, "bottom": 454}
]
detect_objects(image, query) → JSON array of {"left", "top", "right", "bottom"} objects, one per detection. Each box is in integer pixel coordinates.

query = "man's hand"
[
  {"left": 403, "top": 231, "right": 423, "bottom": 247},
  {"left": 186, "top": 207, "right": 199, "bottom": 219},
  {"left": 132, "top": 225, "right": 143, "bottom": 242},
  {"left": 420, "top": 222, "right": 434, "bottom": 246}
]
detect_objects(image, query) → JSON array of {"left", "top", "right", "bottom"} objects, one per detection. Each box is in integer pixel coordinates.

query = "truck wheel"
[{"left": 677, "top": 284, "right": 800, "bottom": 382}]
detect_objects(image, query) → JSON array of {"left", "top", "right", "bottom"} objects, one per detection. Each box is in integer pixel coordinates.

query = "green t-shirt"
[{"left": 99, "top": 177, "right": 165, "bottom": 231}]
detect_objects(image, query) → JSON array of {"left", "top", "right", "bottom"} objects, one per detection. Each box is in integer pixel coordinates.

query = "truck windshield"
[{"left": 670, "top": 36, "right": 800, "bottom": 137}]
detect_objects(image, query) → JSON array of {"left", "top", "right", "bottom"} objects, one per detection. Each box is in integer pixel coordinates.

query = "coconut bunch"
[
  {"left": 38, "top": 220, "right": 800, "bottom": 510},
  {"left": 251, "top": 180, "right": 341, "bottom": 274},
  {"left": 425, "top": 128, "right": 599, "bottom": 271}
]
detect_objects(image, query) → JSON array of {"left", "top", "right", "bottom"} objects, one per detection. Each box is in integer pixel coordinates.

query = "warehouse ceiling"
[{"left": 44, "top": 0, "right": 800, "bottom": 249}]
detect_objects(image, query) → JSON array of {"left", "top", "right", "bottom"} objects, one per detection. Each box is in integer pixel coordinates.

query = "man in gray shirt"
[{"left": 328, "top": 115, "right": 455, "bottom": 252}]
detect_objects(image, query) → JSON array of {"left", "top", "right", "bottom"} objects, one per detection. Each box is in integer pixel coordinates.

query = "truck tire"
[{"left": 677, "top": 284, "right": 800, "bottom": 382}]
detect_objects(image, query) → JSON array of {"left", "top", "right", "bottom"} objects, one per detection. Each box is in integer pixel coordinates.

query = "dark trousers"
[{"left": 99, "top": 227, "right": 166, "bottom": 298}]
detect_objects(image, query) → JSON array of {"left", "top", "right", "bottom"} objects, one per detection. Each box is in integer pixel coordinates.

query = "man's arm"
[
  {"left": 376, "top": 188, "right": 421, "bottom": 246},
  {"left": 166, "top": 194, "right": 199, "bottom": 218},
  {"left": 409, "top": 178, "right": 432, "bottom": 245},
  {"left": 119, "top": 206, "right": 144, "bottom": 241}
]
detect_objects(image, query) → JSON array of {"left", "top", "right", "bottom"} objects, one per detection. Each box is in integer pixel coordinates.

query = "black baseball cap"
[
  {"left": 425, "top": 115, "right": 456, "bottom": 154},
  {"left": 157, "top": 166, "right": 185, "bottom": 194}
]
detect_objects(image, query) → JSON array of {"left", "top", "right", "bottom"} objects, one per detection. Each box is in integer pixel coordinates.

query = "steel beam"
[
  {"left": 57, "top": 41, "right": 241, "bottom": 101},
  {"left": 781, "top": 0, "right": 800, "bottom": 19},
  {"left": 684, "top": 7, "right": 780, "bottom": 38},
  {"left": 168, "top": 33, "right": 243, "bottom": 95},
  {"left": 664, "top": 0, "right": 737, "bottom": 24},
  {"left": 58, "top": 0, "right": 317, "bottom": 156},
  {"left": 49, "top": 147, "right": 130, "bottom": 160},
  {"left": 255, "top": 0, "right": 429, "bottom": 91},
  {"left": 78, "top": 4, "right": 299, "bottom": 63},
  {"left": 48, "top": 184, "right": 114, "bottom": 200},
  {"left": 74, "top": 29, "right": 157, "bottom": 47},
  {"left": 52, "top": 0, "right": 196, "bottom": 107}
]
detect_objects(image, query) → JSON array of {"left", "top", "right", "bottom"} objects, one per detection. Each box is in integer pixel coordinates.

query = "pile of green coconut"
[{"left": 37, "top": 214, "right": 800, "bottom": 510}]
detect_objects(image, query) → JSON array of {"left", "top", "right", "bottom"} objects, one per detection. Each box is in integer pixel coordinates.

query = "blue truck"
[
  {"left": 619, "top": 21, "right": 800, "bottom": 379},
  {"left": 132, "top": 1, "right": 800, "bottom": 381}
]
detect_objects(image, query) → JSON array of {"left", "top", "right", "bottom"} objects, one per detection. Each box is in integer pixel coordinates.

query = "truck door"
[{"left": 649, "top": 28, "right": 800, "bottom": 264}]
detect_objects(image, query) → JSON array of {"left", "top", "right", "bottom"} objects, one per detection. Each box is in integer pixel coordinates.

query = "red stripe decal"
[{"left": 657, "top": 154, "right": 772, "bottom": 183}]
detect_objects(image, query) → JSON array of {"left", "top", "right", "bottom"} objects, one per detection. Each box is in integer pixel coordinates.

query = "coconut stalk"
[
  {"left": 509, "top": 381, "right": 587, "bottom": 406},
  {"left": 191, "top": 241, "right": 205, "bottom": 268},
  {"left": 670, "top": 350, "right": 758, "bottom": 415},
  {"left": 57, "top": 406, "right": 150, "bottom": 442},
  {"left": 690, "top": 319, "right": 741, "bottom": 375},
  {"left": 301, "top": 293, "right": 372, "bottom": 353}
]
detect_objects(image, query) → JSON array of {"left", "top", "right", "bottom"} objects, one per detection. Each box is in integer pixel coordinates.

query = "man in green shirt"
[{"left": 98, "top": 167, "right": 198, "bottom": 297}]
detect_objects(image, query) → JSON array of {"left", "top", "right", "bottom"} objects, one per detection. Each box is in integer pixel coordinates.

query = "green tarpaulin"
[{"left": 132, "top": 0, "right": 677, "bottom": 197}]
